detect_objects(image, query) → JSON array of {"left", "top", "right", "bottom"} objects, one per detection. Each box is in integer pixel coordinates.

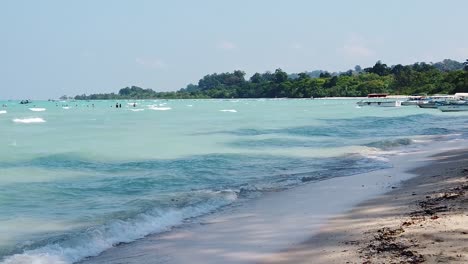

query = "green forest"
[{"left": 74, "top": 59, "right": 468, "bottom": 100}]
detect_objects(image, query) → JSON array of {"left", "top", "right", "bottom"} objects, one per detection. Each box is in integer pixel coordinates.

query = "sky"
[{"left": 1, "top": 0, "right": 467, "bottom": 99}]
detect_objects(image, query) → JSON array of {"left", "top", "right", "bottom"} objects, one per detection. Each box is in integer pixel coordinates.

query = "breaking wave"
[
  {"left": 0, "top": 190, "right": 238, "bottom": 264},
  {"left": 12, "top": 118, "right": 46, "bottom": 124},
  {"left": 29, "top": 108, "right": 46, "bottom": 112}
]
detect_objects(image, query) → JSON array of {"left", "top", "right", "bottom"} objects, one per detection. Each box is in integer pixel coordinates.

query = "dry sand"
[{"left": 261, "top": 149, "right": 468, "bottom": 264}]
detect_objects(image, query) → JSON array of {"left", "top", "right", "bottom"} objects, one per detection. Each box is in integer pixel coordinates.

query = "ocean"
[{"left": 0, "top": 99, "right": 467, "bottom": 264}]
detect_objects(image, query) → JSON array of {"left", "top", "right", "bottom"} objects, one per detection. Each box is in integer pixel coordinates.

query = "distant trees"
[
  {"left": 75, "top": 59, "right": 468, "bottom": 100},
  {"left": 364, "top": 61, "right": 390, "bottom": 76},
  {"left": 433, "top": 59, "right": 464, "bottom": 72}
]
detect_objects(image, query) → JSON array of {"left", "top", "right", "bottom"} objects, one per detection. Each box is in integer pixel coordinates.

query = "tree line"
[{"left": 74, "top": 59, "right": 468, "bottom": 100}]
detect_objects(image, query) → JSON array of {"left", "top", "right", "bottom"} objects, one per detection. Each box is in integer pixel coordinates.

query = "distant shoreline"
[{"left": 2, "top": 96, "right": 414, "bottom": 101}]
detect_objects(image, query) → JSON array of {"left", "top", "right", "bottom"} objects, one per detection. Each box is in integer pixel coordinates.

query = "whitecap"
[
  {"left": 0, "top": 110, "right": 7, "bottom": 114},
  {"left": 13, "top": 118, "right": 46, "bottom": 124},
  {"left": 220, "top": 109, "right": 237, "bottom": 113},
  {"left": 149, "top": 106, "right": 172, "bottom": 111},
  {"left": 0, "top": 190, "right": 237, "bottom": 264},
  {"left": 29, "top": 108, "right": 46, "bottom": 112}
]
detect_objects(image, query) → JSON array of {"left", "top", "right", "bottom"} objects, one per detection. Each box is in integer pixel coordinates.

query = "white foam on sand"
[
  {"left": 13, "top": 118, "right": 46, "bottom": 124},
  {"left": 29, "top": 108, "right": 46, "bottom": 112},
  {"left": 0, "top": 110, "right": 6, "bottom": 114},
  {"left": 220, "top": 109, "right": 237, "bottom": 113}
]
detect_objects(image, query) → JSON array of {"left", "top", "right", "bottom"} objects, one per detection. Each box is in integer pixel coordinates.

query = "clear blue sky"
[{"left": 1, "top": 0, "right": 467, "bottom": 99}]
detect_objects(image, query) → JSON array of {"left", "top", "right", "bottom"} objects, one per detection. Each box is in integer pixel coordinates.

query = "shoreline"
[
  {"left": 81, "top": 140, "right": 468, "bottom": 264},
  {"left": 261, "top": 149, "right": 468, "bottom": 264}
]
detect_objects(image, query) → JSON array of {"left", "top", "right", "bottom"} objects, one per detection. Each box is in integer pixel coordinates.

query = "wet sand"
[
  {"left": 81, "top": 142, "right": 468, "bottom": 264},
  {"left": 261, "top": 149, "right": 468, "bottom": 264}
]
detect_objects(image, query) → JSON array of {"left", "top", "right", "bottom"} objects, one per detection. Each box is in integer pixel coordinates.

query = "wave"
[
  {"left": 12, "top": 118, "right": 46, "bottom": 124},
  {"left": 129, "top": 109, "right": 144, "bottom": 112},
  {"left": 0, "top": 190, "right": 238, "bottom": 264},
  {"left": 220, "top": 109, "right": 237, "bottom": 113},
  {"left": 365, "top": 138, "right": 413, "bottom": 149},
  {"left": 29, "top": 108, "right": 46, "bottom": 112},
  {"left": 148, "top": 106, "right": 171, "bottom": 111},
  {"left": 0, "top": 110, "right": 6, "bottom": 114},
  {"left": 62, "top": 107, "right": 70, "bottom": 110}
]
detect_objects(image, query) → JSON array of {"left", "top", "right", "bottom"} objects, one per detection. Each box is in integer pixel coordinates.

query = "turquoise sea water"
[{"left": 0, "top": 99, "right": 467, "bottom": 264}]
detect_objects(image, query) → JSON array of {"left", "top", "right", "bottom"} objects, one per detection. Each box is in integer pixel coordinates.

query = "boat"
[
  {"left": 367, "top": 93, "right": 388, "bottom": 98},
  {"left": 418, "top": 101, "right": 438, "bottom": 108},
  {"left": 357, "top": 100, "right": 401, "bottom": 107},
  {"left": 438, "top": 100, "right": 468, "bottom": 112},
  {"left": 417, "top": 95, "right": 456, "bottom": 109},
  {"left": 401, "top": 97, "right": 425, "bottom": 106}
]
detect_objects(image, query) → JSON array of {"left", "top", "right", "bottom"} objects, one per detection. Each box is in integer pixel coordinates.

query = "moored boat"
[
  {"left": 418, "top": 102, "right": 438, "bottom": 108},
  {"left": 438, "top": 101, "right": 468, "bottom": 112},
  {"left": 357, "top": 100, "right": 401, "bottom": 107},
  {"left": 401, "top": 96, "right": 425, "bottom": 106}
]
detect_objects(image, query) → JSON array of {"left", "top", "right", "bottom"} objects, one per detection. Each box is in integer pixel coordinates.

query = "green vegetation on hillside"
[{"left": 75, "top": 59, "right": 468, "bottom": 100}]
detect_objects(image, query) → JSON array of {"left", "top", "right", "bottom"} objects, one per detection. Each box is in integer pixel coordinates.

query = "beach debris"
[{"left": 363, "top": 226, "right": 424, "bottom": 263}]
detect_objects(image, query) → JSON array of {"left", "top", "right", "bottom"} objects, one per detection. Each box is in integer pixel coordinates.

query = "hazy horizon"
[{"left": 2, "top": 0, "right": 468, "bottom": 99}]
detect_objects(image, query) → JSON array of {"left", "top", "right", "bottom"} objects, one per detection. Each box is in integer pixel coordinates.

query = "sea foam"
[
  {"left": 29, "top": 108, "right": 46, "bottom": 112},
  {"left": 0, "top": 190, "right": 237, "bottom": 264},
  {"left": 220, "top": 109, "right": 237, "bottom": 113},
  {"left": 149, "top": 106, "right": 171, "bottom": 111},
  {"left": 0, "top": 110, "right": 6, "bottom": 114},
  {"left": 12, "top": 118, "right": 46, "bottom": 124}
]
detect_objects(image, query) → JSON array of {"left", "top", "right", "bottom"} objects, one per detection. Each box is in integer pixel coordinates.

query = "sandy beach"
[
  {"left": 80, "top": 140, "right": 468, "bottom": 264},
  {"left": 261, "top": 149, "right": 468, "bottom": 264}
]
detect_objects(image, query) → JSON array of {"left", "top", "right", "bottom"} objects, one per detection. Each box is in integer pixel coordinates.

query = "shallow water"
[{"left": 0, "top": 99, "right": 466, "bottom": 264}]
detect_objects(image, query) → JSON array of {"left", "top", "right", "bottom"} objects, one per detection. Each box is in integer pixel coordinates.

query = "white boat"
[
  {"left": 357, "top": 100, "right": 401, "bottom": 107},
  {"left": 401, "top": 96, "right": 425, "bottom": 106},
  {"left": 438, "top": 101, "right": 468, "bottom": 112},
  {"left": 418, "top": 101, "right": 438, "bottom": 108}
]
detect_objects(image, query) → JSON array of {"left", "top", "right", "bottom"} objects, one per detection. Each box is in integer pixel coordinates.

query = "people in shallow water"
[
  {"left": 119, "top": 103, "right": 122, "bottom": 108},
  {"left": 133, "top": 103, "right": 136, "bottom": 107},
  {"left": 115, "top": 103, "right": 119, "bottom": 108}
]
